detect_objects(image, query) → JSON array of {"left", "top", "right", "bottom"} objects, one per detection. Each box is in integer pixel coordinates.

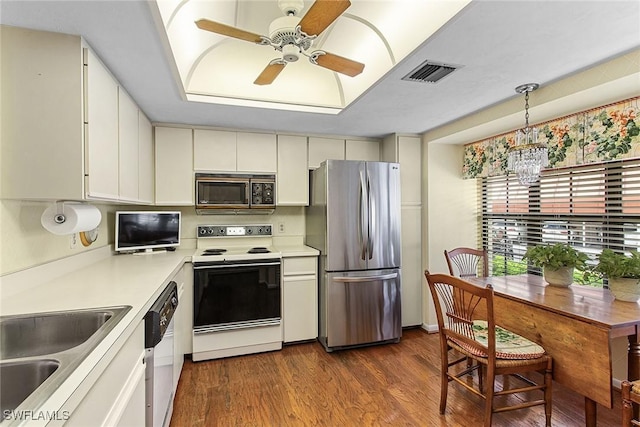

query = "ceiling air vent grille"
[{"left": 402, "top": 61, "right": 459, "bottom": 83}]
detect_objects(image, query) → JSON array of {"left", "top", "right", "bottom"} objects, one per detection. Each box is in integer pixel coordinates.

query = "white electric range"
[{"left": 191, "top": 224, "right": 283, "bottom": 361}]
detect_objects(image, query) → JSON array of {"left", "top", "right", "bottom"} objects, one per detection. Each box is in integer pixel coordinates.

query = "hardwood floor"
[{"left": 171, "top": 328, "right": 622, "bottom": 426}]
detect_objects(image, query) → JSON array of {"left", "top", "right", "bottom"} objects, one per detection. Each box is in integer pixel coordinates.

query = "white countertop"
[
  {"left": 277, "top": 244, "right": 320, "bottom": 257},
  {"left": 0, "top": 244, "right": 318, "bottom": 426}
]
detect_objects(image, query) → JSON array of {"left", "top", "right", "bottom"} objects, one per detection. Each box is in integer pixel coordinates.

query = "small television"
[{"left": 115, "top": 211, "right": 181, "bottom": 253}]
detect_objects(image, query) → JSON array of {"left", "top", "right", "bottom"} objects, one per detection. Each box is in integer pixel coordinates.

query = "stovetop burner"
[
  {"left": 203, "top": 248, "right": 227, "bottom": 255},
  {"left": 248, "top": 247, "right": 270, "bottom": 254}
]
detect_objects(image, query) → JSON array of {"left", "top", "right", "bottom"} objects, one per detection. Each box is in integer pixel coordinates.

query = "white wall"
[
  {"left": 422, "top": 142, "right": 477, "bottom": 327},
  {"left": 0, "top": 200, "right": 116, "bottom": 275}
]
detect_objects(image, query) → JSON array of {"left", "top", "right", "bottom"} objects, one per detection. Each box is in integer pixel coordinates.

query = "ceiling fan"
[{"left": 195, "top": 0, "right": 365, "bottom": 85}]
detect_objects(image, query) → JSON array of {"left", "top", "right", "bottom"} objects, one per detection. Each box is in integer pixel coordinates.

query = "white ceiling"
[{"left": 1, "top": 0, "right": 639, "bottom": 139}]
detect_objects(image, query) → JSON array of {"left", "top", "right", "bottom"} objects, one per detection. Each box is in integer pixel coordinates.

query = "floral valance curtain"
[{"left": 462, "top": 96, "right": 640, "bottom": 179}]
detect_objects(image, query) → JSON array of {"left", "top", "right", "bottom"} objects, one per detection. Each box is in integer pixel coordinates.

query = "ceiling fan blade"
[
  {"left": 195, "top": 19, "right": 264, "bottom": 43},
  {"left": 298, "top": 0, "right": 351, "bottom": 36},
  {"left": 254, "top": 61, "right": 286, "bottom": 85},
  {"left": 313, "top": 52, "right": 364, "bottom": 77}
]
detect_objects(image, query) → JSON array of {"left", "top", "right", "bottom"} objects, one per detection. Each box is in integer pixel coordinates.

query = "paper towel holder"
[{"left": 42, "top": 201, "right": 101, "bottom": 246}]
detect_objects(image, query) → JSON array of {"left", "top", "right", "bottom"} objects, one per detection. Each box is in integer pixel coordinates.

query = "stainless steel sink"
[
  {"left": 0, "top": 310, "right": 116, "bottom": 359},
  {"left": 0, "top": 306, "right": 132, "bottom": 421},
  {"left": 0, "top": 359, "right": 60, "bottom": 419}
]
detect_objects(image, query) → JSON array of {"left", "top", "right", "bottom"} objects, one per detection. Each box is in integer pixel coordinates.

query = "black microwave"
[{"left": 195, "top": 173, "right": 275, "bottom": 214}]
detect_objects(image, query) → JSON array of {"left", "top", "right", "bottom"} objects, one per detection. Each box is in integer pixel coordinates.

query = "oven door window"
[{"left": 194, "top": 263, "right": 281, "bottom": 327}]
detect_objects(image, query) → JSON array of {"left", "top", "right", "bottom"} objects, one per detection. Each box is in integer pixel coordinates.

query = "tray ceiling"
[{"left": 154, "top": 0, "right": 470, "bottom": 113}]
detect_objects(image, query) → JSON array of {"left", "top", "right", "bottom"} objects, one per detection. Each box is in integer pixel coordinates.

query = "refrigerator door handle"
[
  {"left": 366, "top": 170, "right": 375, "bottom": 260},
  {"left": 359, "top": 168, "right": 368, "bottom": 261},
  {"left": 333, "top": 272, "right": 398, "bottom": 283}
]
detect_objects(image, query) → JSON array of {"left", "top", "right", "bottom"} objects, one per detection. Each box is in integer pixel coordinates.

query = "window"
[{"left": 479, "top": 158, "right": 640, "bottom": 285}]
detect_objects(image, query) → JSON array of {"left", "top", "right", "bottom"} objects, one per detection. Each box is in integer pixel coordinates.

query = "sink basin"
[
  {"left": 0, "top": 305, "right": 131, "bottom": 420},
  {"left": 0, "top": 359, "right": 60, "bottom": 420},
  {"left": 0, "top": 310, "right": 116, "bottom": 359}
]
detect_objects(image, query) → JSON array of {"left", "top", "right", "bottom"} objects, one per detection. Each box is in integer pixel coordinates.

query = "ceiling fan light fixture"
[{"left": 282, "top": 44, "right": 300, "bottom": 62}]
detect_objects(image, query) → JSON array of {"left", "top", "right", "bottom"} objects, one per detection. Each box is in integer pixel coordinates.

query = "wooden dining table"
[{"left": 466, "top": 274, "right": 640, "bottom": 427}]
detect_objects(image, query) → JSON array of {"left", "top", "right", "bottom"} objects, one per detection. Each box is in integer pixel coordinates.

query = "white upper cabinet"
[
  {"left": 398, "top": 136, "right": 422, "bottom": 205},
  {"left": 382, "top": 134, "right": 422, "bottom": 205},
  {"left": 236, "top": 132, "right": 277, "bottom": 173},
  {"left": 308, "top": 137, "right": 345, "bottom": 169},
  {"left": 277, "top": 135, "right": 308, "bottom": 206},
  {"left": 193, "top": 130, "right": 276, "bottom": 173},
  {"left": 84, "top": 48, "right": 119, "bottom": 200},
  {"left": 0, "top": 27, "right": 152, "bottom": 204},
  {"left": 155, "top": 127, "right": 194, "bottom": 205},
  {"left": 193, "top": 129, "right": 236, "bottom": 172},
  {"left": 118, "top": 87, "right": 139, "bottom": 202},
  {"left": 138, "top": 112, "right": 154, "bottom": 204},
  {"left": 345, "top": 139, "right": 380, "bottom": 162}
]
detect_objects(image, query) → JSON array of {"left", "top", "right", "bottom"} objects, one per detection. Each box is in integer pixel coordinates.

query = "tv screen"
[{"left": 115, "top": 211, "right": 181, "bottom": 253}]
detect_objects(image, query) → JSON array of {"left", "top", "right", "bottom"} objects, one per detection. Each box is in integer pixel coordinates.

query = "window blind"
[{"left": 479, "top": 158, "right": 640, "bottom": 284}]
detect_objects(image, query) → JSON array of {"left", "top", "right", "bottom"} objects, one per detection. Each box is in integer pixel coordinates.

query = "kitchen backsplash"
[{"left": 0, "top": 200, "right": 305, "bottom": 276}]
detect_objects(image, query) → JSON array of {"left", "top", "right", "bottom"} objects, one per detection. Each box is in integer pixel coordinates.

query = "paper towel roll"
[{"left": 41, "top": 203, "right": 102, "bottom": 235}]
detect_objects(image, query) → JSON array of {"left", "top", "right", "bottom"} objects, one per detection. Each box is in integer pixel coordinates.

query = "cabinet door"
[
  {"left": 155, "top": 127, "right": 194, "bottom": 205},
  {"left": 237, "top": 132, "right": 277, "bottom": 172},
  {"left": 284, "top": 276, "right": 318, "bottom": 342},
  {"left": 118, "top": 87, "right": 139, "bottom": 202},
  {"left": 401, "top": 206, "right": 422, "bottom": 327},
  {"left": 85, "top": 49, "right": 119, "bottom": 200},
  {"left": 346, "top": 139, "right": 380, "bottom": 161},
  {"left": 138, "top": 112, "right": 154, "bottom": 204},
  {"left": 398, "top": 136, "right": 422, "bottom": 205},
  {"left": 308, "top": 137, "right": 345, "bottom": 169},
  {"left": 283, "top": 257, "right": 318, "bottom": 342},
  {"left": 193, "top": 129, "right": 237, "bottom": 171},
  {"left": 277, "top": 135, "right": 308, "bottom": 205}
]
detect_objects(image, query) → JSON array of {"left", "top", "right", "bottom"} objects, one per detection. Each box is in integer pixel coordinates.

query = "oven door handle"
[
  {"left": 259, "top": 280, "right": 279, "bottom": 289},
  {"left": 193, "top": 261, "right": 281, "bottom": 269}
]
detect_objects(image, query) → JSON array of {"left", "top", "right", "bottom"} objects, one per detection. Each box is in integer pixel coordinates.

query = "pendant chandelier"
[{"left": 507, "top": 83, "right": 548, "bottom": 187}]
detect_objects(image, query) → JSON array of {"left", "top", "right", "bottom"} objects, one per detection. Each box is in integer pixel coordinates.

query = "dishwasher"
[{"left": 145, "top": 281, "right": 178, "bottom": 427}]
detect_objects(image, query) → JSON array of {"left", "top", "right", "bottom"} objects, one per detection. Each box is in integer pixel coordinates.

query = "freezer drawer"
[{"left": 321, "top": 269, "right": 401, "bottom": 350}]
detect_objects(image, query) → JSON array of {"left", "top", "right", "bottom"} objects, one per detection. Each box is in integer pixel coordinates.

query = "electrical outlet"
[
  {"left": 69, "top": 233, "right": 78, "bottom": 249},
  {"left": 278, "top": 223, "right": 285, "bottom": 233}
]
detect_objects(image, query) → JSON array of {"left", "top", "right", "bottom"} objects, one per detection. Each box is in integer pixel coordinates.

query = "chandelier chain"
[{"left": 524, "top": 91, "right": 530, "bottom": 129}]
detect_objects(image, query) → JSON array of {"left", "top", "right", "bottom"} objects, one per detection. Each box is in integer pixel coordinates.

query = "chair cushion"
[
  {"left": 632, "top": 380, "right": 640, "bottom": 395},
  {"left": 452, "top": 320, "right": 546, "bottom": 360}
]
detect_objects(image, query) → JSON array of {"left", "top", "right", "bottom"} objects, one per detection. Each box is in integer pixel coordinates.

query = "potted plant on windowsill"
[
  {"left": 523, "top": 243, "right": 588, "bottom": 287},
  {"left": 590, "top": 249, "right": 640, "bottom": 302}
]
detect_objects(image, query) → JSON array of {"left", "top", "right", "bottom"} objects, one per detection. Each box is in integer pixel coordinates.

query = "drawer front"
[{"left": 283, "top": 257, "right": 317, "bottom": 276}]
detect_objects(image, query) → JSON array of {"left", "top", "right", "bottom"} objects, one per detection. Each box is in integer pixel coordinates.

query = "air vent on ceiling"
[{"left": 402, "top": 61, "right": 460, "bottom": 83}]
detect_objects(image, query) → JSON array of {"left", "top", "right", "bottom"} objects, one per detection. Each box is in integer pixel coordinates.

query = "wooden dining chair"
[
  {"left": 444, "top": 247, "right": 489, "bottom": 278},
  {"left": 424, "top": 271, "right": 553, "bottom": 426},
  {"left": 622, "top": 380, "right": 640, "bottom": 426}
]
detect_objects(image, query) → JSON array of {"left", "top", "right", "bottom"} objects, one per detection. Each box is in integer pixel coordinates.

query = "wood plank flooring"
[{"left": 170, "top": 328, "right": 622, "bottom": 426}]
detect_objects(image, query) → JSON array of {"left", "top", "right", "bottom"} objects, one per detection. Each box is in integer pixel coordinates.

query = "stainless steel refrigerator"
[{"left": 306, "top": 160, "right": 402, "bottom": 351}]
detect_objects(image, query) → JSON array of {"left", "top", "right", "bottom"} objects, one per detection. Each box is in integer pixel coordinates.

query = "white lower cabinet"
[
  {"left": 282, "top": 256, "right": 318, "bottom": 343},
  {"left": 62, "top": 321, "right": 145, "bottom": 426}
]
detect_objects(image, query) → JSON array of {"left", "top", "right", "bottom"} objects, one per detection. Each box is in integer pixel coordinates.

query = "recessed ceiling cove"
[{"left": 153, "top": 0, "right": 471, "bottom": 114}]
